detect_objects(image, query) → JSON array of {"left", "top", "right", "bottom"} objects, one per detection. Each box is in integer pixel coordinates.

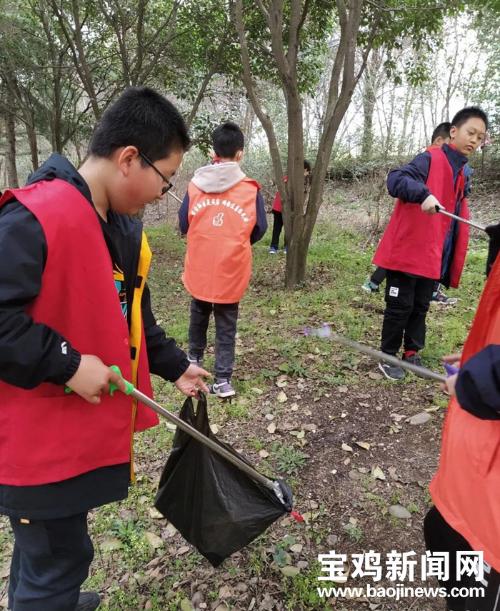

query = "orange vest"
[
  {"left": 430, "top": 254, "right": 500, "bottom": 570},
  {"left": 182, "top": 178, "right": 258, "bottom": 303}
]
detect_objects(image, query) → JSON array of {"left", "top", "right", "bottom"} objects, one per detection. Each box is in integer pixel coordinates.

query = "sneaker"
[
  {"left": 361, "top": 279, "right": 379, "bottom": 293},
  {"left": 210, "top": 379, "right": 236, "bottom": 398},
  {"left": 378, "top": 361, "right": 405, "bottom": 381},
  {"left": 431, "top": 290, "right": 457, "bottom": 305},
  {"left": 269, "top": 247, "right": 278, "bottom": 254},
  {"left": 77, "top": 591, "right": 101, "bottom": 611},
  {"left": 187, "top": 353, "right": 204, "bottom": 367},
  {"left": 403, "top": 351, "right": 423, "bottom": 367}
]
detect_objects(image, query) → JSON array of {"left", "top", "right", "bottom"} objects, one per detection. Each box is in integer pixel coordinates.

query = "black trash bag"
[{"left": 154, "top": 393, "right": 293, "bottom": 567}]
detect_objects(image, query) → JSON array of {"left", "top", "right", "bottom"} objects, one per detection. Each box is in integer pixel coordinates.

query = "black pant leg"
[
  {"left": 424, "top": 506, "right": 500, "bottom": 611},
  {"left": 371, "top": 267, "right": 387, "bottom": 286},
  {"left": 380, "top": 271, "right": 415, "bottom": 355},
  {"left": 188, "top": 298, "right": 213, "bottom": 359},
  {"left": 424, "top": 506, "right": 469, "bottom": 609},
  {"left": 8, "top": 542, "right": 20, "bottom": 609},
  {"left": 213, "top": 302, "right": 239, "bottom": 380},
  {"left": 404, "top": 277, "right": 434, "bottom": 352},
  {"left": 270, "top": 211, "right": 283, "bottom": 249},
  {"left": 9, "top": 513, "right": 93, "bottom": 611}
]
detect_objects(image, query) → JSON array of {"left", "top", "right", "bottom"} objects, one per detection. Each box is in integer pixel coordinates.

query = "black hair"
[
  {"left": 431, "top": 122, "right": 451, "bottom": 143},
  {"left": 451, "top": 106, "right": 489, "bottom": 131},
  {"left": 304, "top": 159, "right": 312, "bottom": 172},
  {"left": 212, "top": 122, "right": 244, "bottom": 158},
  {"left": 89, "top": 87, "right": 190, "bottom": 161}
]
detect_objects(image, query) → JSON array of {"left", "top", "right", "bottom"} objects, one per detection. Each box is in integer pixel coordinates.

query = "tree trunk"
[
  {"left": 360, "top": 48, "right": 381, "bottom": 159},
  {"left": 25, "top": 119, "right": 39, "bottom": 171},
  {"left": 5, "top": 112, "right": 19, "bottom": 188}
]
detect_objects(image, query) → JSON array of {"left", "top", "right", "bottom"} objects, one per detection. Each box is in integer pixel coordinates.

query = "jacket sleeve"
[
  {"left": 387, "top": 152, "right": 431, "bottom": 204},
  {"left": 178, "top": 192, "right": 189, "bottom": 235},
  {"left": 0, "top": 201, "right": 81, "bottom": 388},
  {"left": 485, "top": 222, "right": 500, "bottom": 277},
  {"left": 250, "top": 190, "right": 268, "bottom": 244},
  {"left": 141, "top": 282, "right": 190, "bottom": 382},
  {"left": 455, "top": 345, "right": 500, "bottom": 420}
]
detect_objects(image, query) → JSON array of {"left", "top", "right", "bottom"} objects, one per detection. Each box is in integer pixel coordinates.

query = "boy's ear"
[
  {"left": 449, "top": 126, "right": 458, "bottom": 141},
  {"left": 235, "top": 150, "right": 244, "bottom": 162},
  {"left": 116, "top": 146, "right": 140, "bottom": 176}
]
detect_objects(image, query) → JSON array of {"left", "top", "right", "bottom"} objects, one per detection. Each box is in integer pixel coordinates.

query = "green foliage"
[{"left": 272, "top": 443, "right": 307, "bottom": 475}]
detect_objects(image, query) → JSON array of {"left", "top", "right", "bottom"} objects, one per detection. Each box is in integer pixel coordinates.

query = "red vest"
[
  {"left": 182, "top": 178, "right": 258, "bottom": 303},
  {"left": 373, "top": 147, "right": 469, "bottom": 287},
  {"left": 0, "top": 179, "right": 157, "bottom": 486},
  {"left": 430, "top": 255, "right": 500, "bottom": 571}
]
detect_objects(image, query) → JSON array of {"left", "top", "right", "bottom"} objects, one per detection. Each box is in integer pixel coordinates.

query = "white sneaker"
[{"left": 210, "top": 379, "right": 236, "bottom": 398}]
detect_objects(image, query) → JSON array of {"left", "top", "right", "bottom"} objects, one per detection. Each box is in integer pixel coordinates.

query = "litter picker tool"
[
  {"left": 435, "top": 205, "right": 486, "bottom": 232},
  {"left": 304, "top": 325, "right": 447, "bottom": 383},
  {"left": 68, "top": 367, "right": 299, "bottom": 565},
  {"left": 106, "top": 366, "right": 288, "bottom": 504},
  {"left": 166, "top": 190, "right": 182, "bottom": 205}
]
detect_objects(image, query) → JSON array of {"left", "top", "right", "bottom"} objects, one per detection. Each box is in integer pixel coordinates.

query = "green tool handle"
[
  {"left": 65, "top": 365, "right": 282, "bottom": 499},
  {"left": 64, "top": 365, "right": 135, "bottom": 395}
]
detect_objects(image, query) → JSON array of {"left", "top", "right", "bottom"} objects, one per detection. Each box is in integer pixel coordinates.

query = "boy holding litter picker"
[
  {"left": 373, "top": 107, "right": 488, "bottom": 381},
  {"left": 424, "top": 221, "right": 500, "bottom": 611},
  {"left": 0, "top": 87, "right": 208, "bottom": 611}
]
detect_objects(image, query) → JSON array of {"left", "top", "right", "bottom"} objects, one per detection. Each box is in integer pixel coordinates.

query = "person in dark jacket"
[
  {"left": 373, "top": 107, "right": 487, "bottom": 381},
  {"left": 362, "top": 122, "right": 470, "bottom": 306},
  {"left": 0, "top": 87, "right": 209, "bottom": 611}
]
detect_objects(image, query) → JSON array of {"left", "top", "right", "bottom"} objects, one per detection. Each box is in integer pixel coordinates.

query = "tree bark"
[
  {"left": 360, "top": 48, "right": 382, "bottom": 160},
  {"left": 25, "top": 118, "right": 39, "bottom": 171},
  {"left": 5, "top": 112, "right": 19, "bottom": 188}
]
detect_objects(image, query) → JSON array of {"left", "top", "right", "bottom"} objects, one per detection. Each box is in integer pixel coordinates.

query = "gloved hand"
[{"left": 485, "top": 222, "right": 500, "bottom": 276}]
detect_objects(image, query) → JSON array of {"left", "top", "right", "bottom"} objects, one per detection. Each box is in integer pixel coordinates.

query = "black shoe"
[
  {"left": 403, "top": 352, "right": 422, "bottom": 367},
  {"left": 77, "top": 592, "right": 101, "bottom": 611},
  {"left": 378, "top": 360, "right": 405, "bottom": 381}
]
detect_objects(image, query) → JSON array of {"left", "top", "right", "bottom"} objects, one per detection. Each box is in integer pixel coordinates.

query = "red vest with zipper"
[
  {"left": 0, "top": 179, "right": 157, "bottom": 486},
  {"left": 373, "top": 147, "right": 469, "bottom": 287},
  {"left": 430, "top": 255, "right": 500, "bottom": 571},
  {"left": 182, "top": 178, "right": 258, "bottom": 303}
]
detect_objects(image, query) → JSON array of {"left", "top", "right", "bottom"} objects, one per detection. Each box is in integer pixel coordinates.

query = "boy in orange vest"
[
  {"left": 0, "top": 87, "right": 208, "bottom": 611},
  {"left": 179, "top": 122, "right": 267, "bottom": 398},
  {"left": 424, "top": 224, "right": 500, "bottom": 610}
]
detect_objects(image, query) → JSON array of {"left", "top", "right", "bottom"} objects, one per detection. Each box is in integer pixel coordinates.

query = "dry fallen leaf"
[
  {"left": 355, "top": 441, "right": 371, "bottom": 451},
  {"left": 371, "top": 466, "right": 386, "bottom": 481},
  {"left": 145, "top": 532, "right": 164, "bottom": 549},
  {"left": 280, "top": 565, "right": 300, "bottom": 577}
]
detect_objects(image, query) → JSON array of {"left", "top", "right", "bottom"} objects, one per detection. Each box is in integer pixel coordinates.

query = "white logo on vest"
[{"left": 213, "top": 212, "right": 224, "bottom": 227}]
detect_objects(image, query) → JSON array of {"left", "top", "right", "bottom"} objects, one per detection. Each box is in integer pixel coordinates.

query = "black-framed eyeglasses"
[{"left": 138, "top": 151, "right": 173, "bottom": 195}]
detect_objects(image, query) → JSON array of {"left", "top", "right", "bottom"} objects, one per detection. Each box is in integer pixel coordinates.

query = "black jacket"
[
  {"left": 0, "top": 154, "right": 190, "bottom": 519},
  {"left": 0, "top": 153, "right": 189, "bottom": 389},
  {"left": 456, "top": 344, "right": 500, "bottom": 420}
]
